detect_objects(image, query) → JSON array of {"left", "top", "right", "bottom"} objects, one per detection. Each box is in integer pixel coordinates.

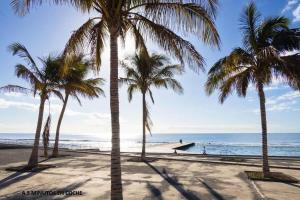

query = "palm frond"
[
  {"left": 134, "top": 14, "right": 205, "bottom": 72},
  {"left": 153, "top": 64, "right": 184, "bottom": 79},
  {"left": 127, "top": 20, "right": 148, "bottom": 51},
  {"left": 239, "top": 1, "right": 260, "bottom": 53},
  {"left": 90, "top": 19, "right": 108, "bottom": 70},
  {"left": 143, "top": 2, "right": 220, "bottom": 47},
  {"left": 72, "top": 93, "right": 82, "bottom": 106},
  {"left": 206, "top": 47, "right": 255, "bottom": 96},
  {"left": 59, "top": 53, "right": 105, "bottom": 103},
  {"left": 8, "top": 42, "right": 43, "bottom": 77},
  {"left": 127, "top": 84, "right": 139, "bottom": 102},
  {"left": 119, "top": 77, "right": 136, "bottom": 86},
  {"left": 257, "top": 46, "right": 283, "bottom": 65},
  {"left": 148, "top": 88, "right": 155, "bottom": 104},
  {"left": 10, "top": 0, "right": 93, "bottom": 16},
  {"left": 272, "top": 28, "right": 300, "bottom": 51},
  {"left": 275, "top": 53, "right": 300, "bottom": 89},
  {"left": 15, "top": 64, "right": 43, "bottom": 90},
  {"left": 145, "top": 101, "right": 153, "bottom": 134},
  {"left": 51, "top": 89, "right": 64, "bottom": 102},
  {"left": 257, "top": 16, "right": 289, "bottom": 46},
  {"left": 64, "top": 17, "right": 96, "bottom": 55}
]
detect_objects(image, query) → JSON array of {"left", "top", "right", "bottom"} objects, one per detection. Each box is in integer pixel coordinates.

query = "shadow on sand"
[
  {"left": 146, "top": 182, "right": 164, "bottom": 200},
  {"left": 0, "top": 171, "right": 37, "bottom": 190},
  {"left": 197, "top": 178, "right": 225, "bottom": 200},
  {"left": 146, "top": 162, "right": 227, "bottom": 200},
  {"left": 0, "top": 157, "right": 56, "bottom": 190},
  {"left": 145, "top": 162, "right": 200, "bottom": 200}
]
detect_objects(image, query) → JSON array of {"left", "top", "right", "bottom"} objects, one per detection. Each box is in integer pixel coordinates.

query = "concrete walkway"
[
  {"left": 0, "top": 148, "right": 299, "bottom": 200},
  {"left": 71, "top": 150, "right": 300, "bottom": 170}
]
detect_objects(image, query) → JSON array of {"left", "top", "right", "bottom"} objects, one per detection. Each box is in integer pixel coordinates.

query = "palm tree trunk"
[
  {"left": 141, "top": 92, "right": 146, "bottom": 160},
  {"left": 28, "top": 94, "right": 46, "bottom": 167},
  {"left": 52, "top": 93, "right": 69, "bottom": 157},
  {"left": 258, "top": 82, "right": 270, "bottom": 176},
  {"left": 110, "top": 28, "right": 123, "bottom": 200}
]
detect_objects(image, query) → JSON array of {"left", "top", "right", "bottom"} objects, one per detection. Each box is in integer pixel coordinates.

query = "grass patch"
[
  {"left": 220, "top": 157, "right": 246, "bottom": 162},
  {"left": 127, "top": 157, "right": 159, "bottom": 162},
  {"left": 6, "top": 164, "right": 56, "bottom": 172},
  {"left": 245, "top": 171, "right": 299, "bottom": 183}
]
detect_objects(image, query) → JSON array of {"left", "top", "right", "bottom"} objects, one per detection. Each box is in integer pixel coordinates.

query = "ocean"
[{"left": 0, "top": 133, "right": 299, "bottom": 156}]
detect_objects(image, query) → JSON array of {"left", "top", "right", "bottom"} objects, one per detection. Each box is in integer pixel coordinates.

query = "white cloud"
[
  {"left": 293, "top": 4, "right": 300, "bottom": 22},
  {"left": 248, "top": 78, "right": 289, "bottom": 92},
  {"left": 0, "top": 98, "right": 112, "bottom": 122},
  {"left": 266, "top": 91, "right": 300, "bottom": 111},
  {"left": 268, "top": 100, "right": 297, "bottom": 111},
  {"left": 64, "top": 109, "right": 110, "bottom": 119},
  {"left": 253, "top": 91, "right": 300, "bottom": 113},
  {"left": 264, "top": 86, "right": 280, "bottom": 91},
  {"left": 3, "top": 92, "right": 25, "bottom": 97},
  {"left": 282, "top": 0, "right": 298, "bottom": 13},
  {"left": 277, "top": 91, "right": 300, "bottom": 100},
  {"left": 0, "top": 98, "right": 38, "bottom": 111}
]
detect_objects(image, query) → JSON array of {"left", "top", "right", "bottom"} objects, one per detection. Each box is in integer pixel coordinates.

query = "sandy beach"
[{"left": 0, "top": 144, "right": 300, "bottom": 200}]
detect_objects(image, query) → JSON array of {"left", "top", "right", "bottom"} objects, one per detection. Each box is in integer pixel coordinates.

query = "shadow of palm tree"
[
  {"left": 0, "top": 171, "right": 37, "bottom": 190},
  {"left": 284, "top": 182, "right": 300, "bottom": 188},
  {"left": 197, "top": 178, "right": 225, "bottom": 200},
  {"left": 145, "top": 162, "right": 200, "bottom": 200},
  {"left": 0, "top": 154, "right": 61, "bottom": 190},
  {"left": 146, "top": 182, "right": 163, "bottom": 200}
]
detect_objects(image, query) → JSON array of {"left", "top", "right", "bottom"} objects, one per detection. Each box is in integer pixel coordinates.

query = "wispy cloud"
[
  {"left": 3, "top": 92, "right": 25, "bottom": 97},
  {"left": 280, "top": 0, "right": 300, "bottom": 22},
  {"left": 0, "top": 98, "right": 111, "bottom": 121},
  {"left": 64, "top": 109, "right": 110, "bottom": 119},
  {"left": 253, "top": 91, "right": 300, "bottom": 113},
  {"left": 248, "top": 78, "right": 289, "bottom": 92},
  {"left": 266, "top": 91, "right": 300, "bottom": 111},
  {"left": 282, "top": 0, "right": 298, "bottom": 13},
  {"left": 277, "top": 91, "right": 300, "bottom": 100},
  {"left": 0, "top": 98, "right": 38, "bottom": 111},
  {"left": 293, "top": 4, "right": 300, "bottom": 22}
]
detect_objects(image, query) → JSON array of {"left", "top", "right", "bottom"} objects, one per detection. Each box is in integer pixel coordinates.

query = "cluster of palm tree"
[
  {"left": 0, "top": 43, "right": 105, "bottom": 166},
  {"left": 1, "top": 0, "right": 299, "bottom": 199},
  {"left": 9, "top": 1, "right": 219, "bottom": 199}
]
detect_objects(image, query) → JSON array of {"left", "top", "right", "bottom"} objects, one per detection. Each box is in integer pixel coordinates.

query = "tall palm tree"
[
  {"left": 205, "top": 2, "right": 300, "bottom": 177},
  {"left": 0, "top": 43, "right": 63, "bottom": 168},
  {"left": 120, "top": 50, "right": 183, "bottom": 160},
  {"left": 52, "top": 54, "right": 105, "bottom": 157},
  {"left": 11, "top": 1, "right": 220, "bottom": 198}
]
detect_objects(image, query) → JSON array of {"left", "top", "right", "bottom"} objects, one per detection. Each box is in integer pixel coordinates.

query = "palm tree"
[
  {"left": 0, "top": 43, "right": 63, "bottom": 168},
  {"left": 52, "top": 54, "right": 105, "bottom": 157},
  {"left": 11, "top": 1, "right": 220, "bottom": 198},
  {"left": 205, "top": 2, "right": 300, "bottom": 177},
  {"left": 120, "top": 50, "right": 183, "bottom": 160}
]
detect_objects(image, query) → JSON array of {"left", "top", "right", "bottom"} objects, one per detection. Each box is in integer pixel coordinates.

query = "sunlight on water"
[{"left": 0, "top": 133, "right": 300, "bottom": 156}]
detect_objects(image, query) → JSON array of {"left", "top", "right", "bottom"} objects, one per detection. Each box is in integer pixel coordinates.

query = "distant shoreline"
[
  {"left": 1, "top": 132, "right": 300, "bottom": 156},
  {"left": 1, "top": 142, "right": 300, "bottom": 159}
]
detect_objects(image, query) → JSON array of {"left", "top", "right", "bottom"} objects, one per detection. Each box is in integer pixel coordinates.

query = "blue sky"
[{"left": 0, "top": 0, "right": 300, "bottom": 138}]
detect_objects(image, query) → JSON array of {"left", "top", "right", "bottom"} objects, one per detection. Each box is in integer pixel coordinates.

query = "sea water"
[{"left": 0, "top": 133, "right": 299, "bottom": 156}]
